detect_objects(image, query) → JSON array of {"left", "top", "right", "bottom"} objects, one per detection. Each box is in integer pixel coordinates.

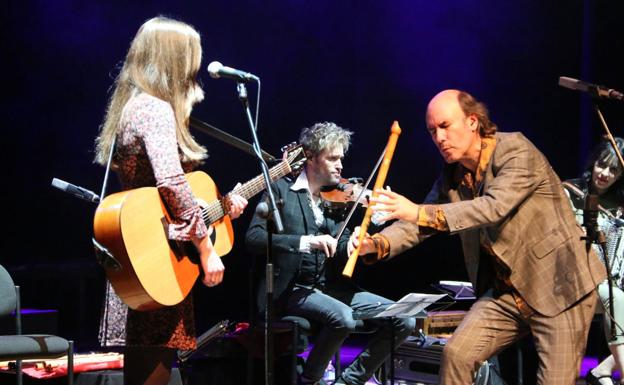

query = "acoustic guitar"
[{"left": 93, "top": 145, "right": 305, "bottom": 311}]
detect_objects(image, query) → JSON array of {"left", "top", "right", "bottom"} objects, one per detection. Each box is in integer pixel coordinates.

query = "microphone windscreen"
[
  {"left": 255, "top": 201, "right": 270, "bottom": 219},
  {"left": 558, "top": 76, "right": 580, "bottom": 90},
  {"left": 207, "top": 61, "right": 223, "bottom": 78},
  {"left": 51, "top": 178, "right": 68, "bottom": 191}
]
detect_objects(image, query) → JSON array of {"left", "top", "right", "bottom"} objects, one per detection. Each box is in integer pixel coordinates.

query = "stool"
[{"left": 280, "top": 315, "right": 378, "bottom": 384}]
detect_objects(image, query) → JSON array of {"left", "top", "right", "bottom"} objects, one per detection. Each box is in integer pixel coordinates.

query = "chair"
[
  {"left": 0, "top": 264, "right": 74, "bottom": 385},
  {"left": 279, "top": 315, "right": 377, "bottom": 385},
  {"left": 249, "top": 273, "right": 378, "bottom": 384}
]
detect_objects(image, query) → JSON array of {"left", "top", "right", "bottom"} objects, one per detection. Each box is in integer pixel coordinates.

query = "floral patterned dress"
[{"left": 99, "top": 92, "right": 208, "bottom": 350}]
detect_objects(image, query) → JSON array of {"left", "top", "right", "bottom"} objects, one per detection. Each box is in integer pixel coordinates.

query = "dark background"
[{"left": 1, "top": 1, "right": 622, "bottom": 350}]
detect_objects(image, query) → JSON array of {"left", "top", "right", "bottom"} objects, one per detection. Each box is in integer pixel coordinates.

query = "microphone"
[
  {"left": 51, "top": 178, "right": 100, "bottom": 203},
  {"left": 583, "top": 192, "right": 600, "bottom": 242},
  {"left": 207, "top": 61, "right": 259, "bottom": 82},
  {"left": 255, "top": 201, "right": 270, "bottom": 219},
  {"left": 254, "top": 198, "right": 284, "bottom": 220},
  {"left": 559, "top": 76, "right": 624, "bottom": 101}
]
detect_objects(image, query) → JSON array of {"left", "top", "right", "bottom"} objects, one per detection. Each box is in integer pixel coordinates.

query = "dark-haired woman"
[{"left": 564, "top": 138, "right": 624, "bottom": 385}]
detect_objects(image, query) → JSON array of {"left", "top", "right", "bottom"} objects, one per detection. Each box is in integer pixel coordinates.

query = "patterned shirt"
[{"left": 116, "top": 92, "right": 208, "bottom": 241}]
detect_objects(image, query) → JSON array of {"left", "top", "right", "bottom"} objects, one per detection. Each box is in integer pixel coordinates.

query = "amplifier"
[
  {"left": 416, "top": 310, "right": 467, "bottom": 338},
  {"left": 375, "top": 337, "right": 504, "bottom": 385},
  {"left": 376, "top": 336, "right": 444, "bottom": 384}
]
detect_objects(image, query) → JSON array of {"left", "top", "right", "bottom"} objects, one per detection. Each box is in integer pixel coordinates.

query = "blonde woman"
[{"left": 95, "top": 16, "right": 246, "bottom": 385}]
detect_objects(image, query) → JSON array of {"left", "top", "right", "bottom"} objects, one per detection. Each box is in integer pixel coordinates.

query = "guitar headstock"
[
  {"left": 281, "top": 143, "right": 306, "bottom": 176},
  {"left": 280, "top": 142, "right": 299, "bottom": 154}
]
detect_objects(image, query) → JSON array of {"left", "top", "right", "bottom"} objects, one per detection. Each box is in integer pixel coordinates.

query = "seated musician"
[
  {"left": 245, "top": 122, "right": 416, "bottom": 385},
  {"left": 563, "top": 138, "right": 624, "bottom": 385}
]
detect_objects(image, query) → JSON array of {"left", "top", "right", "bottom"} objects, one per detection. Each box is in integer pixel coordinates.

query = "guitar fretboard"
[{"left": 201, "top": 161, "right": 292, "bottom": 224}]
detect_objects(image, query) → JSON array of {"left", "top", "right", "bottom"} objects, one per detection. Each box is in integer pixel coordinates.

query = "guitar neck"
[{"left": 202, "top": 161, "right": 291, "bottom": 224}]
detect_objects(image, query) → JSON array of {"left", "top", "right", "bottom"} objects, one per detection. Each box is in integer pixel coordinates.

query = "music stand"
[
  {"left": 177, "top": 320, "right": 232, "bottom": 385},
  {"left": 431, "top": 280, "right": 476, "bottom": 301},
  {"left": 352, "top": 293, "right": 449, "bottom": 384}
]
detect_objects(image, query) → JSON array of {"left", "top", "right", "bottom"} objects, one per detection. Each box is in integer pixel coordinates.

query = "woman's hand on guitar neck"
[
  {"left": 225, "top": 184, "right": 248, "bottom": 219},
  {"left": 194, "top": 236, "right": 225, "bottom": 287}
]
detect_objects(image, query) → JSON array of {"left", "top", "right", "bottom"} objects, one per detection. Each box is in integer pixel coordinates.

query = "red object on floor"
[{"left": 0, "top": 353, "right": 123, "bottom": 379}]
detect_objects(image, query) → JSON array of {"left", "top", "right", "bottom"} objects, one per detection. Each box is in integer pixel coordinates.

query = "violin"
[{"left": 320, "top": 177, "right": 372, "bottom": 220}]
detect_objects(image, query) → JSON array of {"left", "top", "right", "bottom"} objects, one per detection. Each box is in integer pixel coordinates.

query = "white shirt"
[{"left": 291, "top": 170, "right": 324, "bottom": 252}]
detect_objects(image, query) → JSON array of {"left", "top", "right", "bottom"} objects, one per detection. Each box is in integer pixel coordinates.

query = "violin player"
[{"left": 245, "top": 121, "right": 416, "bottom": 385}]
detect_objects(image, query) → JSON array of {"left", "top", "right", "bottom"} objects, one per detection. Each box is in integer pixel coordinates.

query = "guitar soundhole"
[
  {"left": 209, "top": 226, "right": 217, "bottom": 245},
  {"left": 186, "top": 243, "right": 200, "bottom": 264},
  {"left": 170, "top": 240, "right": 200, "bottom": 264}
]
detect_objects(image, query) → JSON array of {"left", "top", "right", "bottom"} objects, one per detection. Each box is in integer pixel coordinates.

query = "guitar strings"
[{"left": 199, "top": 162, "right": 291, "bottom": 224}]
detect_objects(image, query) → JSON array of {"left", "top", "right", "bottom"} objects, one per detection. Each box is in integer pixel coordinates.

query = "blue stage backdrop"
[{"left": 2, "top": 1, "right": 622, "bottom": 347}]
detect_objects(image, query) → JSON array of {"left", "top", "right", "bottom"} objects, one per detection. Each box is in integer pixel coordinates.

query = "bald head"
[
  {"left": 425, "top": 89, "right": 483, "bottom": 170},
  {"left": 426, "top": 90, "right": 462, "bottom": 130},
  {"left": 427, "top": 89, "right": 461, "bottom": 115},
  {"left": 428, "top": 90, "right": 497, "bottom": 138}
]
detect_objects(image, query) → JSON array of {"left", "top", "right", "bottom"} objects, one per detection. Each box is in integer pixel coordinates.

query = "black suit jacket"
[{"left": 245, "top": 176, "right": 351, "bottom": 314}]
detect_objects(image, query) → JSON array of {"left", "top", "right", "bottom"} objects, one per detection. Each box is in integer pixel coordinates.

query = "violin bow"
[
  {"left": 333, "top": 146, "right": 386, "bottom": 242},
  {"left": 314, "top": 149, "right": 383, "bottom": 280},
  {"left": 342, "top": 121, "right": 402, "bottom": 278}
]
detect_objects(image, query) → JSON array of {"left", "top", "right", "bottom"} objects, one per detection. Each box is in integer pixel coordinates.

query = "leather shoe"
[{"left": 586, "top": 370, "right": 615, "bottom": 385}]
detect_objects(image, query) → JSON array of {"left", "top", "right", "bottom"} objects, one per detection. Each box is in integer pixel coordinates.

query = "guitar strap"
[
  {"left": 99, "top": 135, "right": 117, "bottom": 200},
  {"left": 93, "top": 135, "right": 122, "bottom": 270}
]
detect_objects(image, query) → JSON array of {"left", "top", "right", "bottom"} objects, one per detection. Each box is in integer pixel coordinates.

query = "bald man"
[{"left": 352, "top": 90, "right": 606, "bottom": 384}]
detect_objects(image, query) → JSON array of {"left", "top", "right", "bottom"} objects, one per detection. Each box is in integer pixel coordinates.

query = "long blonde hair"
[{"left": 95, "top": 16, "right": 207, "bottom": 165}]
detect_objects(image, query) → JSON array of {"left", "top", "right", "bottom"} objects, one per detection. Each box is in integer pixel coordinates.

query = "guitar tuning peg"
[{"left": 280, "top": 141, "right": 299, "bottom": 153}]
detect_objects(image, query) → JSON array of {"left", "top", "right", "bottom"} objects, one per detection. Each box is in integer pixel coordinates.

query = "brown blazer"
[{"left": 381, "top": 132, "right": 606, "bottom": 317}]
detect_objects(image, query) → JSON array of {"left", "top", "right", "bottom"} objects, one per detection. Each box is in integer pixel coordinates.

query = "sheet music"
[
  {"left": 374, "top": 293, "right": 447, "bottom": 318},
  {"left": 433, "top": 280, "right": 476, "bottom": 300},
  {"left": 439, "top": 280, "right": 472, "bottom": 287}
]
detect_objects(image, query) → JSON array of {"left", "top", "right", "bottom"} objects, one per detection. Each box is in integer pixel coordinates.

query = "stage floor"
[{"left": 0, "top": 340, "right": 615, "bottom": 385}]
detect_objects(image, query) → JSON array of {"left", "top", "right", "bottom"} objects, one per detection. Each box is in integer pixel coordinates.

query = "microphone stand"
[
  {"left": 583, "top": 191, "right": 616, "bottom": 340},
  {"left": 236, "top": 82, "right": 283, "bottom": 233},
  {"left": 583, "top": 101, "right": 621, "bottom": 342},
  {"left": 235, "top": 80, "right": 283, "bottom": 385},
  {"left": 263, "top": 207, "right": 277, "bottom": 385}
]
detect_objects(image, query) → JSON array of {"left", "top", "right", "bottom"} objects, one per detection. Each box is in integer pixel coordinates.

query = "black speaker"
[{"left": 374, "top": 337, "right": 506, "bottom": 385}]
